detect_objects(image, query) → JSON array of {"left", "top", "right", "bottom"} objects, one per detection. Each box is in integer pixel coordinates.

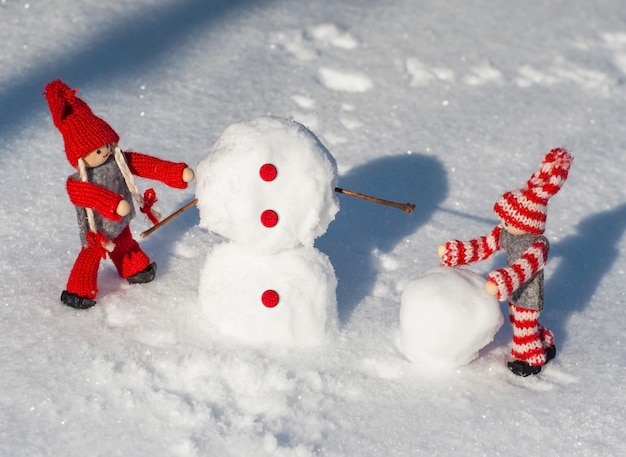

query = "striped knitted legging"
[{"left": 509, "top": 303, "right": 554, "bottom": 367}]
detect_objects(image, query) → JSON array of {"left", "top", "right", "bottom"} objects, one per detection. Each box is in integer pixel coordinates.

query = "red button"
[
  {"left": 259, "top": 163, "right": 277, "bottom": 182},
  {"left": 260, "top": 209, "right": 278, "bottom": 227},
  {"left": 262, "top": 289, "right": 279, "bottom": 308}
]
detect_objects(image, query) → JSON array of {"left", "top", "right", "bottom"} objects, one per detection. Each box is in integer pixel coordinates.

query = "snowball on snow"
[
  {"left": 195, "top": 116, "right": 340, "bottom": 254},
  {"left": 399, "top": 267, "right": 503, "bottom": 368},
  {"left": 198, "top": 242, "right": 338, "bottom": 346}
]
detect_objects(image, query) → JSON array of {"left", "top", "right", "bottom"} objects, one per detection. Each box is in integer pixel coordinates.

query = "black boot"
[
  {"left": 61, "top": 290, "right": 96, "bottom": 309},
  {"left": 545, "top": 345, "right": 556, "bottom": 362},
  {"left": 507, "top": 360, "right": 542, "bottom": 377},
  {"left": 127, "top": 262, "right": 157, "bottom": 284}
]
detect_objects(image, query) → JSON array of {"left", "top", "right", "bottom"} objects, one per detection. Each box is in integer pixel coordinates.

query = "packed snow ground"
[{"left": 1, "top": 0, "right": 626, "bottom": 456}]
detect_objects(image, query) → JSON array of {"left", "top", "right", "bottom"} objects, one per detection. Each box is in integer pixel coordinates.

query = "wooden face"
[
  {"left": 501, "top": 219, "right": 528, "bottom": 236},
  {"left": 82, "top": 144, "right": 112, "bottom": 168}
]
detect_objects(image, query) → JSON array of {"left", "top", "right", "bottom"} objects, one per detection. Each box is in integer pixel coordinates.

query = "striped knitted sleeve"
[
  {"left": 486, "top": 238, "right": 548, "bottom": 301},
  {"left": 124, "top": 151, "right": 189, "bottom": 189},
  {"left": 66, "top": 178, "right": 124, "bottom": 222},
  {"left": 441, "top": 225, "right": 502, "bottom": 267}
]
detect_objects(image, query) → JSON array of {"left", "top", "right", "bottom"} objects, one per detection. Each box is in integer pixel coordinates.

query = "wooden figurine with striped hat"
[
  {"left": 44, "top": 79, "right": 195, "bottom": 310},
  {"left": 437, "top": 148, "right": 573, "bottom": 376}
]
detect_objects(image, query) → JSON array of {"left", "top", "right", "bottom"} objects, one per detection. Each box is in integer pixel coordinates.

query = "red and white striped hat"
[{"left": 493, "top": 148, "right": 573, "bottom": 235}]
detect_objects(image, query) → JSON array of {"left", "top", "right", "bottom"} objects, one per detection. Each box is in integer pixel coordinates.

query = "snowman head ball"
[{"left": 196, "top": 116, "right": 340, "bottom": 254}]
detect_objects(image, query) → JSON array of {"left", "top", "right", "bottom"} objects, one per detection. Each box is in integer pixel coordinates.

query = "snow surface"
[{"left": 1, "top": 0, "right": 626, "bottom": 456}]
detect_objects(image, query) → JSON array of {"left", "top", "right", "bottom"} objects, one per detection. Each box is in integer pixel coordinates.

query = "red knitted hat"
[
  {"left": 493, "top": 148, "right": 573, "bottom": 235},
  {"left": 44, "top": 79, "right": 119, "bottom": 167}
]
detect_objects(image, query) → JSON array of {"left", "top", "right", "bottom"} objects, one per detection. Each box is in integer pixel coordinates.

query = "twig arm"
[
  {"left": 140, "top": 198, "right": 198, "bottom": 238},
  {"left": 141, "top": 185, "right": 415, "bottom": 239},
  {"left": 334, "top": 187, "right": 415, "bottom": 214}
]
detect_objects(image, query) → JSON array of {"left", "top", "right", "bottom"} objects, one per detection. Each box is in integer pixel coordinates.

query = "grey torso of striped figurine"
[{"left": 499, "top": 229, "right": 549, "bottom": 311}]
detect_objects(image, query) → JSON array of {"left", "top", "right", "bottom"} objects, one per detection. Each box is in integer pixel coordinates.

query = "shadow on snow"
[
  {"left": 545, "top": 202, "right": 626, "bottom": 346},
  {"left": 317, "top": 152, "right": 448, "bottom": 325},
  {"left": 0, "top": 0, "right": 259, "bottom": 155}
]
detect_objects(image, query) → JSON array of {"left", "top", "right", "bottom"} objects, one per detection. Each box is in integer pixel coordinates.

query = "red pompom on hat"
[
  {"left": 493, "top": 148, "right": 573, "bottom": 235},
  {"left": 44, "top": 79, "right": 119, "bottom": 167}
]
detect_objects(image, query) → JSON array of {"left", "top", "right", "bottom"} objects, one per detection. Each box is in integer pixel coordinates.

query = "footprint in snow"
[
  {"left": 515, "top": 59, "right": 611, "bottom": 92},
  {"left": 463, "top": 62, "right": 503, "bottom": 86},
  {"left": 406, "top": 57, "right": 456, "bottom": 87},
  {"left": 290, "top": 95, "right": 319, "bottom": 130},
  {"left": 274, "top": 22, "right": 370, "bottom": 144},
  {"left": 271, "top": 22, "right": 359, "bottom": 61},
  {"left": 316, "top": 67, "right": 373, "bottom": 93},
  {"left": 271, "top": 22, "right": 372, "bottom": 93},
  {"left": 601, "top": 32, "right": 626, "bottom": 81},
  {"left": 292, "top": 94, "right": 316, "bottom": 110}
]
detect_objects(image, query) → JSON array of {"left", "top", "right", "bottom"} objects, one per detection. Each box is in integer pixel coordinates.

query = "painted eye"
[{"left": 96, "top": 149, "right": 102, "bottom": 155}]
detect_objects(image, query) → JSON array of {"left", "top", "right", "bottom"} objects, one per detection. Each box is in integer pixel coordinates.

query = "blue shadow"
[
  {"left": 544, "top": 202, "right": 626, "bottom": 345},
  {"left": 317, "top": 153, "right": 448, "bottom": 324},
  {"left": 0, "top": 0, "right": 257, "bottom": 152}
]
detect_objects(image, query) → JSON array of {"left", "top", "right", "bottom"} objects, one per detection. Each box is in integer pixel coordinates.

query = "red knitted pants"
[
  {"left": 66, "top": 226, "right": 150, "bottom": 299},
  {"left": 508, "top": 303, "right": 554, "bottom": 367}
]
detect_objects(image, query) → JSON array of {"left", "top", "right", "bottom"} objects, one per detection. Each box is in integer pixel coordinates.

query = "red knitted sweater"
[{"left": 66, "top": 151, "right": 188, "bottom": 221}]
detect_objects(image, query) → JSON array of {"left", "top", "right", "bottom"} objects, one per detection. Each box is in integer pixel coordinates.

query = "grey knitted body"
[
  {"left": 71, "top": 155, "right": 136, "bottom": 246},
  {"left": 499, "top": 230, "right": 549, "bottom": 311}
]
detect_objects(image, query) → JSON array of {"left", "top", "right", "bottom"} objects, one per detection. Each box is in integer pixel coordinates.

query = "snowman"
[{"left": 195, "top": 116, "right": 340, "bottom": 346}]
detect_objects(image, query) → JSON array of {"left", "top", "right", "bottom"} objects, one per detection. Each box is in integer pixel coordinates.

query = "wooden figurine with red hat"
[
  {"left": 44, "top": 79, "right": 195, "bottom": 310},
  {"left": 437, "top": 148, "right": 573, "bottom": 376}
]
